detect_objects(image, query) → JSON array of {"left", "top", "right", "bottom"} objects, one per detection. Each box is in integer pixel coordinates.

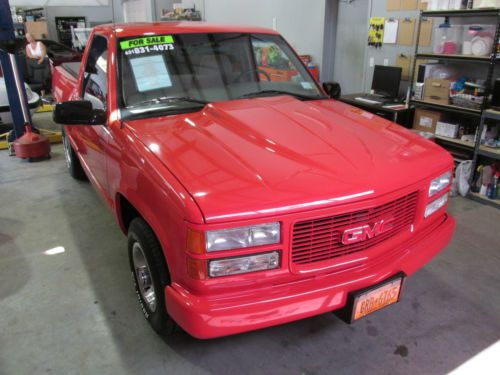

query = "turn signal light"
[
  {"left": 186, "top": 256, "right": 207, "bottom": 280},
  {"left": 187, "top": 229, "right": 205, "bottom": 254}
]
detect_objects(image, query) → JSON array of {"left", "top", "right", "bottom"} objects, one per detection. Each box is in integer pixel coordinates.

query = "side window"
[{"left": 82, "top": 35, "right": 108, "bottom": 110}]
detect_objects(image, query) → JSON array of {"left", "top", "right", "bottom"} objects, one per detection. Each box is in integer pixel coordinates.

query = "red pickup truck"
[{"left": 52, "top": 22, "right": 455, "bottom": 339}]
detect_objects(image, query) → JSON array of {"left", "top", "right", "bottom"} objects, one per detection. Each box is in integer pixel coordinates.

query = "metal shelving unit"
[
  {"left": 478, "top": 145, "right": 500, "bottom": 158},
  {"left": 421, "top": 8, "right": 500, "bottom": 17},
  {"left": 464, "top": 107, "right": 500, "bottom": 207},
  {"left": 410, "top": 8, "right": 500, "bottom": 120},
  {"left": 409, "top": 8, "right": 500, "bottom": 208},
  {"left": 472, "top": 111, "right": 500, "bottom": 164},
  {"left": 416, "top": 53, "right": 491, "bottom": 63},
  {"left": 469, "top": 107, "right": 500, "bottom": 208},
  {"left": 469, "top": 192, "right": 500, "bottom": 208},
  {"left": 411, "top": 99, "right": 482, "bottom": 116},
  {"left": 435, "top": 135, "right": 475, "bottom": 149},
  {"left": 484, "top": 108, "right": 500, "bottom": 120}
]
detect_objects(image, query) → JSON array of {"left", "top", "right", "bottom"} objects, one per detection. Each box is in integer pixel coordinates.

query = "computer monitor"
[{"left": 371, "top": 65, "right": 402, "bottom": 99}]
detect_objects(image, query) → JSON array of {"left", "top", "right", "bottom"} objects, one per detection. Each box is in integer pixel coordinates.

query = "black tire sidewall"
[
  {"left": 128, "top": 218, "right": 174, "bottom": 334},
  {"left": 62, "top": 129, "right": 87, "bottom": 180}
]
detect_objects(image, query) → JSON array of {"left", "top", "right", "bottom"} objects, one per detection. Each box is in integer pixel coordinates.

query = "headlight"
[
  {"left": 424, "top": 193, "right": 448, "bottom": 218},
  {"left": 429, "top": 171, "right": 452, "bottom": 197},
  {"left": 209, "top": 251, "right": 280, "bottom": 277},
  {"left": 206, "top": 222, "right": 280, "bottom": 252}
]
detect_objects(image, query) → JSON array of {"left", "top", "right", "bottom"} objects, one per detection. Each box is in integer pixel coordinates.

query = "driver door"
[{"left": 73, "top": 34, "right": 110, "bottom": 197}]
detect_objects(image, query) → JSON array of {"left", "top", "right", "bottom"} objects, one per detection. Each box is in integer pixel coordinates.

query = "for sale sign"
[{"left": 120, "top": 35, "right": 174, "bottom": 50}]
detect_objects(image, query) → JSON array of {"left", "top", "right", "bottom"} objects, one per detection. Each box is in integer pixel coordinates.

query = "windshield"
[{"left": 118, "top": 33, "right": 324, "bottom": 119}]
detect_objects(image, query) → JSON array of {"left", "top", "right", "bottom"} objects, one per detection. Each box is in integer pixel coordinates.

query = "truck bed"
[
  {"left": 60, "top": 62, "right": 81, "bottom": 79},
  {"left": 52, "top": 62, "right": 80, "bottom": 102}
]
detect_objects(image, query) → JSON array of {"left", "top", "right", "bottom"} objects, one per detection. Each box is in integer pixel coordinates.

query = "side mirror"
[
  {"left": 53, "top": 100, "right": 106, "bottom": 125},
  {"left": 322, "top": 82, "right": 341, "bottom": 99}
]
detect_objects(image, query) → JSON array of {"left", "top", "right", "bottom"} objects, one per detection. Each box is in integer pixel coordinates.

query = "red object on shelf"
[
  {"left": 308, "top": 65, "right": 319, "bottom": 80},
  {"left": 13, "top": 125, "right": 51, "bottom": 160},
  {"left": 300, "top": 54, "right": 319, "bottom": 80}
]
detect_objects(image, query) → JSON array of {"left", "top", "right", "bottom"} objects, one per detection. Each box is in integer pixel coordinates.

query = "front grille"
[{"left": 291, "top": 192, "right": 419, "bottom": 265}]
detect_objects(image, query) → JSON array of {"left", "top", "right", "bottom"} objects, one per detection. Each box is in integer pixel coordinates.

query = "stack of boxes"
[{"left": 413, "top": 108, "right": 465, "bottom": 141}]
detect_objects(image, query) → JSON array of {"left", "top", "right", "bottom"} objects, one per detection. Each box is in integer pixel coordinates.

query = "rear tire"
[
  {"left": 128, "top": 217, "right": 176, "bottom": 336},
  {"left": 62, "top": 129, "right": 87, "bottom": 180}
]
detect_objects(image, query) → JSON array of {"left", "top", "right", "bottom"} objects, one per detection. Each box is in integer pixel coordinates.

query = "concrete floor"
[{"left": 1, "top": 119, "right": 500, "bottom": 374}]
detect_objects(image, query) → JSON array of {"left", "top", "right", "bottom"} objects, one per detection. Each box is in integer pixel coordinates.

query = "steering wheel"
[{"left": 233, "top": 68, "right": 271, "bottom": 83}]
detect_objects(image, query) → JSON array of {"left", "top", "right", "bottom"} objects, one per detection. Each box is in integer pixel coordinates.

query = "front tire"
[
  {"left": 128, "top": 217, "right": 176, "bottom": 335},
  {"left": 62, "top": 129, "right": 87, "bottom": 180}
]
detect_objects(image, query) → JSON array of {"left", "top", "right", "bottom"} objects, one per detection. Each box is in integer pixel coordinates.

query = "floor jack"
[
  {"left": 0, "top": 39, "right": 51, "bottom": 161},
  {"left": 0, "top": 128, "right": 60, "bottom": 151}
]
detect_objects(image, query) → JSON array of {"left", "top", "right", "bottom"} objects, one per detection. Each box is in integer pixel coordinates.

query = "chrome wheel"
[
  {"left": 63, "top": 135, "right": 72, "bottom": 169},
  {"left": 132, "top": 241, "right": 157, "bottom": 312}
]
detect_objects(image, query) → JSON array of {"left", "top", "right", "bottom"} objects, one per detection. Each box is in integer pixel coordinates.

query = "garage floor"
[{"left": 1, "top": 122, "right": 500, "bottom": 374}]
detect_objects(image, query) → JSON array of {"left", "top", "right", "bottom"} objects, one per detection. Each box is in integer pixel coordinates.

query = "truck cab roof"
[{"left": 93, "top": 22, "right": 279, "bottom": 38}]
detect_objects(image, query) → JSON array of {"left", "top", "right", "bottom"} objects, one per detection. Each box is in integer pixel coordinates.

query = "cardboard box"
[
  {"left": 436, "top": 121, "right": 459, "bottom": 138},
  {"left": 413, "top": 108, "right": 442, "bottom": 133},
  {"left": 423, "top": 78, "right": 450, "bottom": 105}
]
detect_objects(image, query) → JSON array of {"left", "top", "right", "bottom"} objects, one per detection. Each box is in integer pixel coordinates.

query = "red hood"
[{"left": 124, "top": 97, "right": 452, "bottom": 223}]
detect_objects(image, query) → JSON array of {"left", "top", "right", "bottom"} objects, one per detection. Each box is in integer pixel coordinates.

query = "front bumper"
[{"left": 166, "top": 213, "right": 455, "bottom": 339}]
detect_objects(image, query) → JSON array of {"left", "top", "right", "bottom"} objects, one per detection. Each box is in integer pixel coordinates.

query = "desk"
[{"left": 339, "top": 94, "right": 412, "bottom": 127}]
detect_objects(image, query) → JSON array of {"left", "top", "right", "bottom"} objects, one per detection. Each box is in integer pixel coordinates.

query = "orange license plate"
[{"left": 352, "top": 278, "right": 403, "bottom": 321}]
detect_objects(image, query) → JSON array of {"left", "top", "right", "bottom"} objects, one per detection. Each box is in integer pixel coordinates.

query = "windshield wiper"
[
  {"left": 238, "top": 90, "right": 323, "bottom": 101},
  {"left": 128, "top": 96, "right": 208, "bottom": 109}
]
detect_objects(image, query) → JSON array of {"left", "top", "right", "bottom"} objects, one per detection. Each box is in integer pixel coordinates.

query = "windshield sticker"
[
  {"left": 300, "top": 82, "right": 313, "bottom": 90},
  {"left": 348, "top": 107, "right": 373, "bottom": 119},
  {"left": 121, "top": 35, "right": 174, "bottom": 56},
  {"left": 129, "top": 55, "right": 172, "bottom": 92}
]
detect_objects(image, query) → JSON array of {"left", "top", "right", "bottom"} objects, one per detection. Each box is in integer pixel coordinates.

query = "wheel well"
[
  {"left": 117, "top": 194, "right": 171, "bottom": 279},
  {"left": 118, "top": 194, "right": 141, "bottom": 233}
]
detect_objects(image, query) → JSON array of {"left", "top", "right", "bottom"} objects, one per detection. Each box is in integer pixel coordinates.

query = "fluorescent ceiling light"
[
  {"left": 43, "top": 246, "right": 65, "bottom": 255},
  {"left": 10, "top": 1, "right": 109, "bottom": 6}
]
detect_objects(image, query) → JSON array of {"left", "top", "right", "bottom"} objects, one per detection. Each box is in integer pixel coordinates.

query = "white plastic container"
[
  {"left": 434, "top": 23, "right": 463, "bottom": 54},
  {"left": 436, "top": 121, "right": 459, "bottom": 138},
  {"left": 463, "top": 24, "right": 496, "bottom": 56},
  {"left": 473, "top": 0, "right": 500, "bottom": 8},
  {"left": 427, "top": 0, "right": 451, "bottom": 10},
  {"left": 448, "top": 0, "right": 465, "bottom": 9}
]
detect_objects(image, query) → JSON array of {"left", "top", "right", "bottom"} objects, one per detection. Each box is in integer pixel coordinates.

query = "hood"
[{"left": 125, "top": 96, "right": 452, "bottom": 223}]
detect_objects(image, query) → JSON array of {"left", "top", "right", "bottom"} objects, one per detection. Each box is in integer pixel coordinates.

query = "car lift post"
[{"left": 0, "top": 0, "right": 32, "bottom": 144}]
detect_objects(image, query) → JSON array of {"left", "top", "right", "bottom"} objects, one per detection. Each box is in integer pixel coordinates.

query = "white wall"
[
  {"left": 153, "top": 0, "right": 204, "bottom": 20},
  {"left": 45, "top": 6, "right": 111, "bottom": 39},
  {"left": 44, "top": 0, "right": 124, "bottom": 40},
  {"left": 332, "top": 0, "right": 426, "bottom": 95},
  {"left": 123, "top": 0, "right": 154, "bottom": 22},
  {"left": 44, "top": 0, "right": 329, "bottom": 74},
  {"left": 332, "top": 0, "right": 369, "bottom": 94},
  {"left": 203, "top": 0, "right": 326, "bottom": 72},
  {"left": 154, "top": 0, "right": 175, "bottom": 19},
  {"left": 360, "top": 0, "right": 423, "bottom": 95}
]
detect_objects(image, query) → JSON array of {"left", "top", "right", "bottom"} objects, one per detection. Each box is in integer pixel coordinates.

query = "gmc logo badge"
[{"left": 341, "top": 217, "right": 395, "bottom": 245}]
